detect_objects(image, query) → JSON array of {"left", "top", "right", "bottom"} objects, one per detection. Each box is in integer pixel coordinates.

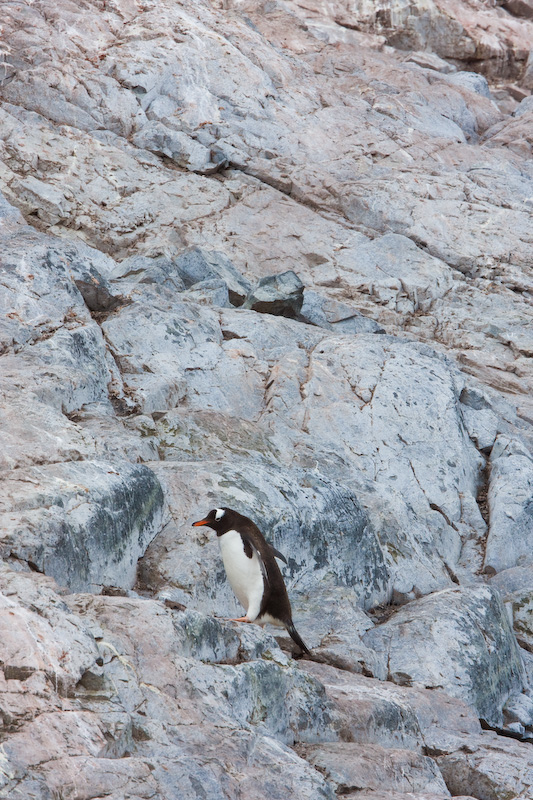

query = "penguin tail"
[{"left": 286, "top": 621, "right": 310, "bottom": 655}]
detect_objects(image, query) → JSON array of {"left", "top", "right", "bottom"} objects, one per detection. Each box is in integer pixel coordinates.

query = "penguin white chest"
[{"left": 219, "top": 530, "right": 264, "bottom": 621}]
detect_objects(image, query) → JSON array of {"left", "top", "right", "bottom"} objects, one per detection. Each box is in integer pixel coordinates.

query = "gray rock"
[
  {"left": 62, "top": 594, "right": 342, "bottom": 796},
  {"left": 110, "top": 254, "right": 187, "bottom": 292},
  {"left": 302, "top": 742, "right": 450, "bottom": 797},
  {"left": 363, "top": 586, "right": 525, "bottom": 727},
  {"left": 460, "top": 406, "right": 499, "bottom": 452},
  {"left": 301, "top": 660, "right": 482, "bottom": 756},
  {"left": 508, "top": 588, "right": 533, "bottom": 652},
  {"left": 0, "top": 460, "right": 166, "bottom": 593},
  {"left": 0, "top": 566, "right": 100, "bottom": 693},
  {"left": 172, "top": 246, "right": 251, "bottom": 304},
  {"left": 437, "top": 734, "right": 533, "bottom": 799},
  {"left": 184, "top": 278, "right": 231, "bottom": 307},
  {"left": 444, "top": 71, "right": 492, "bottom": 99},
  {"left": 513, "top": 95, "right": 533, "bottom": 116},
  {"left": 489, "top": 565, "right": 533, "bottom": 596},
  {"left": 503, "top": 692, "right": 533, "bottom": 729},
  {"left": 243, "top": 271, "right": 305, "bottom": 318},
  {"left": 170, "top": 608, "right": 288, "bottom": 665},
  {"left": 1, "top": 0, "right": 533, "bottom": 796},
  {"left": 132, "top": 120, "right": 215, "bottom": 173},
  {"left": 403, "top": 51, "right": 457, "bottom": 73},
  {"left": 44, "top": 239, "right": 123, "bottom": 313},
  {"left": 300, "top": 290, "right": 385, "bottom": 334},
  {"left": 484, "top": 435, "right": 533, "bottom": 573}
]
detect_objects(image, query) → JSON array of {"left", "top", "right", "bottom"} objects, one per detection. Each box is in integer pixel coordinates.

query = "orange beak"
[{"left": 192, "top": 518, "right": 209, "bottom": 527}]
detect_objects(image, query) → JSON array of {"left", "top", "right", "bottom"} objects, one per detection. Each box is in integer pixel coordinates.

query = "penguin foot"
[{"left": 226, "top": 616, "right": 252, "bottom": 623}]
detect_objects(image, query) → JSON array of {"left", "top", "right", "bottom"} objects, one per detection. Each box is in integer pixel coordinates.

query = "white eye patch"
[{"left": 215, "top": 508, "right": 225, "bottom": 520}]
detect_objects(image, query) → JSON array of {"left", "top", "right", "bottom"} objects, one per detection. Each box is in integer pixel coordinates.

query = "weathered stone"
[
  {"left": 184, "top": 278, "right": 231, "bottom": 307},
  {"left": 132, "top": 120, "right": 215, "bottom": 172},
  {"left": 522, "top": 50, "right": 533, "bottom": 88},
  {"left": 503, "top": 0, "right": 533, "bottom": 20},
  {"left": 444, "top": 71, "right": 493, "bottom": 99},
  {"left": 110, "top": 254, "right": 186, "bottom": 292},
  {"left": 167, "top": 246, "right": 251, "bottom": 305},
  {"left": 503, "top": 692, "right": 533, "bottom": 731},
  {"left": 302, "top": 742, "right": 450, "bottom": 797},
  {"left": 0, "top": 460, "right": 166, "bottom": 593},
  {"left": 363, "top": 586, "right": 526, "bottom": 727},
  {"left": 300, "top": 290, "right": 385, "bottom": 334},
  {"left": 437, "top": 733, "right": 533, "bottom": 799},
  {"left": 460, "top": 406, "right": 499, "bottom": 452},
  {"left": 0, "top": 0, "right": 533, "bottom": 796},
  {"left": 243, "top": 271, "right": 305, "bottom": 318},
  {"left": 484, "top": 435, "right": 533, "bottom": 573},
  {"left": 403, "top": 51, "right": 457, "bottom": 73},
  {"left": 300, "top": 660, "right": 482, "bottom": 755},
  {"left": 0, "top": 567, "right": 100, "bottom": 693},
  {"left": 489, "top": 565, "right": 533, "bottom": 597},
  {"left": 514, "top": 95, "right": 533, "bottom": 116}
]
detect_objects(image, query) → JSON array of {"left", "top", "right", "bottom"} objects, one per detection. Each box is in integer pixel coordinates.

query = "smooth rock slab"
[
  {"left": 0, "top": 460, "right": 165, "bottom": 592},
  {"left": 363, "top": 586, "right": 525, "bottom": 727},
  {"left": 300, "top": 660, "right": 482, "bottom": 755},
  {"left": 484, "top": 435, "right": 533, "bottom": 573},
  {"left": 299, "top": 290, "right": 385, "bottom": 334},
  {"left": 301, "top": 742, "right": 450, "bottom": 796}
]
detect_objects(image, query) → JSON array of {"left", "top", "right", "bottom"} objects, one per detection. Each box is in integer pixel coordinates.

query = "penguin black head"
[{"left": 192, "top": 507, "right": 235, "bottom": 535}]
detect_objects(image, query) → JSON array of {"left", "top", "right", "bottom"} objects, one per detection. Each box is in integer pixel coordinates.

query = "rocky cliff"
[{"left": 1, "top": 0, "right": 533, "bottom": 798}]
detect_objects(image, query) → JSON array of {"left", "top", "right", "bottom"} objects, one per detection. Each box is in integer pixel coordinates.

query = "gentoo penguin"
[{"left": 192, "top": 507, "right": 310, "bottom": 655}]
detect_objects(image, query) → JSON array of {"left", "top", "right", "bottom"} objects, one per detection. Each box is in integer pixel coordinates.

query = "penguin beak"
[{"left": 192, "top": 518, "right": 209, "bottom": 527}]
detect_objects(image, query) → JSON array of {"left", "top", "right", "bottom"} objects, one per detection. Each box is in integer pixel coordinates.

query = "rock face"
[
  {"left": 363, "top": 586, "right": 526, "bottom": 728},
  {"left": 1, "top": 0, "right": 533, "bottom": 797},
  {"left": 1, "top": 460, "right": 166, "bottom": 592}
]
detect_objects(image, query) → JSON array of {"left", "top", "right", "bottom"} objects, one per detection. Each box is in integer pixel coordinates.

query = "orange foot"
[{"left": 226, "top": 616, "right": 252, "bottom": 623}]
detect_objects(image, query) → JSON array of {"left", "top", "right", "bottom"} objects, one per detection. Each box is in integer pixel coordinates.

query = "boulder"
[
  {"left": 243, "top": 271, "right": 305, "bottom": 318},
  {"left": 172, "top": 247, "right": 251, "bottom": 305},
  {"left": 437, "top": 735, "right": 533, "bottom": 799},
  {"left": 0, "top": 460, "right": 166, "bottom": 592},
  {"left": 299, "top": 290, "right": 385, "bottom": 334},
  {"left": 363, "top": 586, "right": 526, "bottom": 727}
]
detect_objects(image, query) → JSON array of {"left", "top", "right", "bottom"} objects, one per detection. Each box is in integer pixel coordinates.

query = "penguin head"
[{"left": 192, "top": 507, "right": 233, "bottom": 534}]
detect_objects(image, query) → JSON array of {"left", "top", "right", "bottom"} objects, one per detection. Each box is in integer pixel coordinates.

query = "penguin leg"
[{"left": 226, "top": 616, "right": 252, "bottom": 623}]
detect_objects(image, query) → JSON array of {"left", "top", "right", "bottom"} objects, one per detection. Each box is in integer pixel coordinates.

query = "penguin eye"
[{"left": 214, "top": 508, "right": 225, "bottom": 521}]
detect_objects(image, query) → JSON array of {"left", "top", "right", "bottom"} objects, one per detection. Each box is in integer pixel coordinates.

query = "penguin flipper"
[{"left": 286, "top": 621, "right": 310, "bottom": 655}]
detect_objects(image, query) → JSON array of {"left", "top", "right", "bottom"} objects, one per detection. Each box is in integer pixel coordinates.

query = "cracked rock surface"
[{"left": 1, "top": 0, "right": 533, "bottom": 798}]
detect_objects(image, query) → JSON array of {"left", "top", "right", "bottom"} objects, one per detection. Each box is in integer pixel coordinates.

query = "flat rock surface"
[{"left": 1, "top": 0, "right": 533, "bottom": 797}]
